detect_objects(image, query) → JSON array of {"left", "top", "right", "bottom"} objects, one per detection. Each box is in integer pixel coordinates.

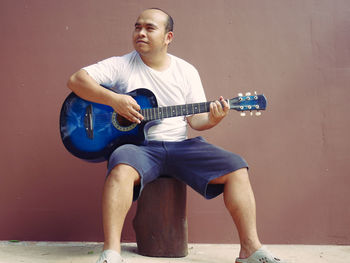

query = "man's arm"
[
  {"left": 187, "top": 96, "right": 229, "bottom": 131},
  {"left": 67, "top": 69, "right": 143, "bottom": 123}
]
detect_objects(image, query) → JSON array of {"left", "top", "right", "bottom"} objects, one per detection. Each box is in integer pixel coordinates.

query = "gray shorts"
[{"left": 107, "top": 136, "right": 248, "bottom": 200}]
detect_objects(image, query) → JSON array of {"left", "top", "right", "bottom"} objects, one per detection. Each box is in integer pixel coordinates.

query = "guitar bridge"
[{"left": 84, "top": 104, "right": 94, "bottom": 139}]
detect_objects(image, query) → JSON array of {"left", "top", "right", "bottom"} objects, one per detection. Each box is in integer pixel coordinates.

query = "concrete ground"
[{"left": 0, "top": 242, "right": 349, "bottom": 263}]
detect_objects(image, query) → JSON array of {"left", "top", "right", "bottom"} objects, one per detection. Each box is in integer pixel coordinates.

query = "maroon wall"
[{"left": 1, "top": 0, "right": 349, "bottom": 244}]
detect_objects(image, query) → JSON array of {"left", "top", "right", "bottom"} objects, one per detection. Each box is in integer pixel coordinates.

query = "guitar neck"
[
  {"left": 140, "top": 93, "right": 266, "bottom": 121},
  {"left": 140, "top": 101, "right": 215, "bottom": 121}
]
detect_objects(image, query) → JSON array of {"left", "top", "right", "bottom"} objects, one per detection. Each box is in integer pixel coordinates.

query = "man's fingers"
[
  {"left": 219, "top": 97, "right": 229, "bottom": 111},
  {"left": 211, "top": 101, "right": 223, "bottom": 115},
  {"left": 123, "top": 110, "right": 141, "bottom": 124},
  {"left": 132, "top": 101, "right": 141, "bottom": 111},
  {"left": 210, "top": 98, "right": 229, "bottom": 119},
  {"left": 131, "top": 108, "right": 143, "bottom": 123}
]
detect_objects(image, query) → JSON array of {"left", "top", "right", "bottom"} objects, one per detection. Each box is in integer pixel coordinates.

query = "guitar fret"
[
  {"left": 198, "top": 103, "right": 203, "bottom": 113},
  {"left": 144, "top": 109, "right": 148, "bottom": 121},
  {"left": 148, "top": 108, "right": 151, "bottom": 120},
  {"left": 150, "top": 108, "right": 154, "bottom": 121},
  {"left": 182, "top": 105, "right": 187, "bottom": 115},
  {"left": 201, "top": 103, "right": 205, "bottom": 113},
  {"left": 167, "top": 106, "right": 170, "bottom": 117},
  {"left": 206, "top": 102, "right": 210, "bottom": 112},
  {"left": 187, "top": 104, "right": 192, "bottom": 115},
  {"left": 200, "top": 102, "right": 207, "bottom": 113},
  {"left": 194, "top": 103, "right": 199, "bottom": 114},
  {"left": 144, "top": 108, "right": 148, "bottom": 121},
  {"left": 176, "top": 105, "right": 181, "bottom": 116},
  {"left": 149, "top": 108, "right": 152, "bottom": 120}
]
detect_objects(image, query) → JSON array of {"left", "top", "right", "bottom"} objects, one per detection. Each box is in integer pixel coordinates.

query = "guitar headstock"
[{"left": 228, "top": 92, "right": 267, "bottom": 116}]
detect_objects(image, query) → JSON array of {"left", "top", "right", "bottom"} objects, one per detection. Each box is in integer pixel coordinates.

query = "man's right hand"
[
  {"left": 111, "top": 93, "right": 144, "bottom": 124},
  {"left": 67, "top": 69, "right": 144, "bottom": 124}
]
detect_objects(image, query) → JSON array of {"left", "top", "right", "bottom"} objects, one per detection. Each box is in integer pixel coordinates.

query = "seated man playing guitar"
[{"left": 67, "top": 8, "right": 284, "bottom": 263}]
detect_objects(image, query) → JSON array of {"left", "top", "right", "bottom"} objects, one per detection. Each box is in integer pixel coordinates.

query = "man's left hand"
[{"left": 208, "top": 96, "right": 229, "bottom": 126}]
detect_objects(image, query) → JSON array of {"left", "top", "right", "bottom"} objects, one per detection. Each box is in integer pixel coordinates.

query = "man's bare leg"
[
  {"left": 210, "top": 168, "right": 262, "bottom": 259},
  {"left": 102, "top": 164, "right": 140, "bottom": 253}
]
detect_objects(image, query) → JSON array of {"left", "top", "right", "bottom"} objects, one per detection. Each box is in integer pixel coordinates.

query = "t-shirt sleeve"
[{"left": 82, "top": 57, "right": 120, "bottom": 88}]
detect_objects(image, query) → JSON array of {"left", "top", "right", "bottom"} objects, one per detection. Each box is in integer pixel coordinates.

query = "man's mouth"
[{"left": 136, "top": 39, "right": 148, "bottom": 44}]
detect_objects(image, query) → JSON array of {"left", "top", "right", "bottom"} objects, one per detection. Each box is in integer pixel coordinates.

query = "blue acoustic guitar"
[{"left": 60, "top": 88, "right": 267, "bottom": 162}]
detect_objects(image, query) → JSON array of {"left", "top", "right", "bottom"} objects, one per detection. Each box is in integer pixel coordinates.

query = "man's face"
[{"left": 132, "top": 9, "right": 172, "bottom": 56}]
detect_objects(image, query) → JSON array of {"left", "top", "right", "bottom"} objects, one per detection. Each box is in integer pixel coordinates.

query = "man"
[{"left": 67, "top": 8, "right": 284, "bottom": 263}]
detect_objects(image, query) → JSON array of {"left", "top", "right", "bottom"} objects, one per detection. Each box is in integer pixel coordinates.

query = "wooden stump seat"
[{"left": 133, "top": 176, "right": 188, "bottom": 257}]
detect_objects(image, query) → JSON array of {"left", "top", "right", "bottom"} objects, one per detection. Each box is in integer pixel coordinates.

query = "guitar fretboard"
[{"left": 140, "top": 102, "right": 213, "bottom": 121}]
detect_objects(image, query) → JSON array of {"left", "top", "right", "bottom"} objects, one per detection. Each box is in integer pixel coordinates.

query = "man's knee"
[
  {"left": 209, "top": 168, "right": 248, "bottom": 185},
  {"left": 108, "top": 164, "right": 141, "bottom": 185}
]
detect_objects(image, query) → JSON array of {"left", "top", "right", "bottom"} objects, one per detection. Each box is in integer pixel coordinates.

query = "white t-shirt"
[{"left": 83, "top": 50, "right": 206, "bottom": 141}]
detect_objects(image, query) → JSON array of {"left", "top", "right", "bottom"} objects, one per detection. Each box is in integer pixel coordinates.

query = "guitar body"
[{"left": 60, "top": 88, "right": 158, "bottom": 162}]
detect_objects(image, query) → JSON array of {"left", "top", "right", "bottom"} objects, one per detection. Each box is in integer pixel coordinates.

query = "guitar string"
[{"left": 83, "top": 102, "right": 250, "bottom": 123}]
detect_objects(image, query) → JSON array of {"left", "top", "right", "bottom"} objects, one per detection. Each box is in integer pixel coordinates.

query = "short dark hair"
[{"left": 149, "top": 8, "right": 174, "bottom": 32}]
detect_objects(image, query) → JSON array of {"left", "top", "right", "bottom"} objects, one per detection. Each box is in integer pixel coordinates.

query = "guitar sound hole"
[{"left": 117, "top": 115, "right": 133, "bottom": 127}]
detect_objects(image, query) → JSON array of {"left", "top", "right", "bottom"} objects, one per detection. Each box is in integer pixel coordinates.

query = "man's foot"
[
  {"left": 96, "top": 250, "right": 124, "bottom": 263},
  {"left": 235, "top": 246, "right": 285, "bottom": 263}
]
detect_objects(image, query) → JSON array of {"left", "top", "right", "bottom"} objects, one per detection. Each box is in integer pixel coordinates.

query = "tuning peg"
[
  {"left": 250, "top": 111, "right": 253, "bottom": 116},
  {"left": 238, "top": 93, "right": 243, "bottom": 97},
  {"left": 254, "top": 91, "right": 257, "bottom": 95},
  {"left": 240, "top": 112, "right": 246, "bottom": 117},
  {"left": 255, "top": 111, "right": 262, "bottom": 116},
  {"left": 245, "top": 92, "right": 251, "bottom": 96}
]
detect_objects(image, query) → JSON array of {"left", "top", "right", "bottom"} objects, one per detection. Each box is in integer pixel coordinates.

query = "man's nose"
[{"left": 138, "top": 28, "right": 146, "bottom": 37}]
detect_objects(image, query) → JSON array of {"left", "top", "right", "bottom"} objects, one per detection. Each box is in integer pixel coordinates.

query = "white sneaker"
[{"left": 96, "top": 250, "right": 124, "bottom": 263}]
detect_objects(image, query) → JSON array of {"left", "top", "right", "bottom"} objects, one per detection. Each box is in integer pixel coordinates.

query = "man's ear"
[{"left": 165, "top": 31, "right": 174, "bottom": 45}]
